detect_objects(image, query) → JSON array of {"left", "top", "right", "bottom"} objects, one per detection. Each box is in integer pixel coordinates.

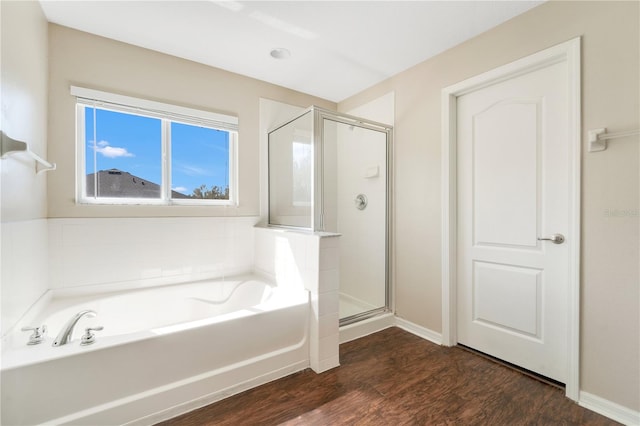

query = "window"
[{"left": 73, "top": 86, "right": 238, "bottom": 205}]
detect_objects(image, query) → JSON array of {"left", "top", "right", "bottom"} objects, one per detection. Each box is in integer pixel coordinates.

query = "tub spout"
[{"left": 53, "top": 310, "right": 96, "bottom": 347}]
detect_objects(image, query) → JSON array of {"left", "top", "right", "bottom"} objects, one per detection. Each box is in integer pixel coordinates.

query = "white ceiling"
[{"left": 39, "top": 1, "right": 543, "bottom": 102}]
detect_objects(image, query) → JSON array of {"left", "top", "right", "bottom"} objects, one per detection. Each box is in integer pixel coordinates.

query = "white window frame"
[{"left": 72, "top": 86, "right": 238, "bottom": 206}]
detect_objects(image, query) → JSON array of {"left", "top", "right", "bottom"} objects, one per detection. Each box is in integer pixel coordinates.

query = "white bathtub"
[{"left": 1, "top": 274, "right": 309, "bottom": 425}]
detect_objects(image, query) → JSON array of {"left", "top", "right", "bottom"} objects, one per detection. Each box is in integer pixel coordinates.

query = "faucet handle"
[
  {"left": 80, "top": 326, "right": 104, "bottom": 346},
  {"left": 21, "top": 325, "right": 47, "bottom": 345}
]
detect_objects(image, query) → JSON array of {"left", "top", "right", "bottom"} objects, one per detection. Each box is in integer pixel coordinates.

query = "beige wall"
[
  {"left": 47, "top": 24, "right": 335, "bottom": 218},
  {"left": 0, "top": 1, "right": 51, "bottom": 335},
  {"left": 1, "top": 0, "right": 48, "bottom": 222},
  {"left": 339, "top": 1, "right": 639, "bottom": 412}
]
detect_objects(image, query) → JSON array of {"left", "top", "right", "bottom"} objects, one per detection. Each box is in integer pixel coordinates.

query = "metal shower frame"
[{"left": 267, "top": 106, "right": 394, "bottom": 325}]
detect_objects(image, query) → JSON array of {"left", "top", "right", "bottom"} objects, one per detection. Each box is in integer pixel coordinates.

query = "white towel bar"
[
  {"left": 0, "top": 131, "right": 56, "bottom": 173},
  {"left": 588, "top": 127, "right": 640, "bottom": 152}
]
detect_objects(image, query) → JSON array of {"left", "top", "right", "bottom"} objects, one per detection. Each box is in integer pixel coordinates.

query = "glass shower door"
[{"left": 322, "top": 117, "right": 389, "bottom": 323}]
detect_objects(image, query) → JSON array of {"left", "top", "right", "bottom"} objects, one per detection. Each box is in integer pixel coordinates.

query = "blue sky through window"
[
  {"left": 171, "top": 122, "right": 229, "bottom": 195},
  {"left": 85, "top": 107, "right": 230, "bottom": 197}
]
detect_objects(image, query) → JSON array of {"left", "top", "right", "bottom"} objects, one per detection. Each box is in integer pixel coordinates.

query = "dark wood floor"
[{"left": 158, "top": 327, "right": 618, "bottom": 425}]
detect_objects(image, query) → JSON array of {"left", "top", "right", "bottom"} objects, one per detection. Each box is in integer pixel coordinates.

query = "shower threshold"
[
  {"left": 339, "top": 293, "right": 389, "bottom": 327},
  {"left": 339, "top": 292, "right": 378, "bottom": 318}
]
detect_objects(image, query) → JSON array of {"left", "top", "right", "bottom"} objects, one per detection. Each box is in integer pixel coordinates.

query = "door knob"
[{"left": 537, "top": 234, "right": 565, "bottom": 244}]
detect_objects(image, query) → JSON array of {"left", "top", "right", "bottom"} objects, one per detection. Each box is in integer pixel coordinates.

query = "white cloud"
[
  {"left": 172, "top": 186, "right": 188, "bottom": 193},
  {"left": 90, "top": 140, "right": 134, "bottom": 158}
]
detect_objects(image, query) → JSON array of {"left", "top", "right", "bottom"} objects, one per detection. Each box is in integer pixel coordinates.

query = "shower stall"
[{"left": 268, "top": 106, "right": 392, "bottom": 325}]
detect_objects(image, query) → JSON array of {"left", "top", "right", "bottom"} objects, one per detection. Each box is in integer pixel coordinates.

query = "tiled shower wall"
[
  {"left": 1, "top": 219, "right": 50, "bottom": 336},
  {"left": 48, "top": 217, "right": 258, "bottom": 290},
  {"left": 2, "top": 216, "right": 258, "bottom": 335}
]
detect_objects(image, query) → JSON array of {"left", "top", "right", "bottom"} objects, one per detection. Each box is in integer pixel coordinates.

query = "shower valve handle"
[{"left": 354, "top": 194, "right": 368, "bottom": 210}]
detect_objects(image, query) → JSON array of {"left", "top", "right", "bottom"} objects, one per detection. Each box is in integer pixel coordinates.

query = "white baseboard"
[
  {"left": 340, "top": 313, "right": 395, "bottom": 343},
  {"left": 579, "top": 391, "right": 640, "bottom": 426},
  {"left": 339, "top": 315, "right": 443, "bottom": 346},
  {"left": 392, "top": 320, "right": 640, "bottom": 426},
  {"left": 394, "top": 317, "right": 442, "bottom": 345}
]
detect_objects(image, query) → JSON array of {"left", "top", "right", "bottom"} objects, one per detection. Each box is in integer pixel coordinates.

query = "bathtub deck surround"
[
  {"left": 1, "top": 224, "right": 342, "bottom": 425},
  {"left": 0, "top": 274, "right": 310, "bottom": 425},
  {"left": 254, "top": 225, "right": 341, "bottom": 373}
]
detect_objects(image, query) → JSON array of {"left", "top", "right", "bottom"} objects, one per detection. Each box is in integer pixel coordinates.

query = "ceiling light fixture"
[{"left": 270, "top": 48, "right": 291, "bottom": 60}]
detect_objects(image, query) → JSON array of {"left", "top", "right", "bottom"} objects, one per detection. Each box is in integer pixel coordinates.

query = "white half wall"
[{"left": 254, "top": 226, "right": 340, "bottom": 373}]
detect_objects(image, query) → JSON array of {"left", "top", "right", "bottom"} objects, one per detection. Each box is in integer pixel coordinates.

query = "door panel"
[
  {"left": 473, "top": 101, "right": 539, "bottom": 248},
  {"left": 473, "top": 261, "right": 542, "bottom": 338},
  {"left": 457, "top": 60, "right": 569, "bottom": 382}
]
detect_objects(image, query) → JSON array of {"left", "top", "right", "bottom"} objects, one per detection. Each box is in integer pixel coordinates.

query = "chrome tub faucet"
[{"left": 52, "top": 310, "right": 96, "bottom": 347}]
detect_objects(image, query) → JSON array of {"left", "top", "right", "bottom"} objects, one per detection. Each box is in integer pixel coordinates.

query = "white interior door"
[{"left": 456, "top": 59, "right": 571, "bottom": 383}]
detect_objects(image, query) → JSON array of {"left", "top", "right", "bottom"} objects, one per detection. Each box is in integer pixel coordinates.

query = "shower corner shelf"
[{"left": 1, "top": 131, "right": 56, "bottom": 173}]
